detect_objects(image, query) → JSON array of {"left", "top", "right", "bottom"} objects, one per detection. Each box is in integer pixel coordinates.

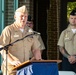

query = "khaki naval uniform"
[
  {"left": 30, "top": 34, "right": 45, "bottom": 58},
  {"left": 37, "top": 35, "right": 45, "bottom": 50},
  {"left": 58, "top": 25, "right": 76, "bottom": 55},
  {"left": 0, "top": 22, "right": 44, "bottom": 75}
]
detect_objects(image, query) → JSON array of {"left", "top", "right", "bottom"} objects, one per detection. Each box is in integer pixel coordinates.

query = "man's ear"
[{"left": 14, "top": 15, "right": 16, "bottom": 20}]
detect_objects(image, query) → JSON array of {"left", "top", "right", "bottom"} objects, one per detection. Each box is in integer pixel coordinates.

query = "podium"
[{"left": 13, "top": 60, "right": 62, "bottom": 75}]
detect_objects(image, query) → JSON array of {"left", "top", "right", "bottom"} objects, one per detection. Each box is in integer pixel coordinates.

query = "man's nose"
[{"left": 22, "top": 16, "right": 25, "bottom": 20}]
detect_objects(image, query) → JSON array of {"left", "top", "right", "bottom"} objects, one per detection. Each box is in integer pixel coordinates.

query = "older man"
[{"left": 0, "top": 5, "right": 44, "bottom": 75}]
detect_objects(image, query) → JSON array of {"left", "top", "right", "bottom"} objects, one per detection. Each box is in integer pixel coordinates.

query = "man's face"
[
  {"left": 69, "top": 15, "right": 76, "bottom": 26},
  {"left": 26, "top": 21, "right": 34, "bottom": 29},
  {"left": 14, "top": 12, "right": 28, "bottom": 28}
]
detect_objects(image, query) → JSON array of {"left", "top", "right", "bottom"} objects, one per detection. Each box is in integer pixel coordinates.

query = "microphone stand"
[{"left": 0, "top": 33, "right": 37, "bottom": 75}]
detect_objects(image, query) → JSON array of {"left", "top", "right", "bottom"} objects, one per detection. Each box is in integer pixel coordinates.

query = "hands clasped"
[{"left": 68, "top": 55, "right": 76, "bottom": 64}]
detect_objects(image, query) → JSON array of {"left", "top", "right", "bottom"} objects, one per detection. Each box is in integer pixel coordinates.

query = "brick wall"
[
  {"left": 5, "top": 0, "right": 14, "bottom": 26},
  {"left": 47, "top": 0, "right": 60, "bottom": 60}
]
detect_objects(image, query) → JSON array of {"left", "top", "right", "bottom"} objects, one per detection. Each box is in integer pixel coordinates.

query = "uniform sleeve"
[
  {"left": 0, "top": 26, "right": 11, "bottom": 58},
  {"left": 57, "top": 31, "right": 65, "bottom": 47},
  {"left": 38, "top": 35, "right": 45, "bottom": 50},
  {"left": 32, "top": 35, "right": 41, "bottom": 50},
  {"left": 0, "top": 26, "right": 11, "bottom": 46}
]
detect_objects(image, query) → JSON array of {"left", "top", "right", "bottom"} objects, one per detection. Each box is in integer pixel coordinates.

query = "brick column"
[{"left": 47, "top": 0, "right": 60, "bottom": 60}]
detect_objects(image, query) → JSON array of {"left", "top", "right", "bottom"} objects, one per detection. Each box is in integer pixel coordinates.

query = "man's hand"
[
  {"left": 9, "top": 60, "right": 21, "bottom": 66},
  {"left": 33, "top": 50, "right": 42, "bottom": 60},
  {"left": 68, "top": 56, "right": 76, "bottom": 64}
]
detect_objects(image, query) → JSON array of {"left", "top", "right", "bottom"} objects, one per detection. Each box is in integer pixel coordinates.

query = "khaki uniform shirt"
[
  {"left": 0, "top": 22, "right": 45, "bottom": 75},
  {"left": 58, "top": 25, "right": 76, "bottom": 55},
  {"left": 30, "top": 35, "right": 45, "bottom": 58},
  {"left": 37, "top": 35, "right": 45, "bottom": 50},
  {"left": 0, "top": 22, "right": 44, "bottom": 63}
]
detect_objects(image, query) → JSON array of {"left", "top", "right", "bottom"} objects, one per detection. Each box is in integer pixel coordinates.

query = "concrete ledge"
[{"left": 59, "top": 71, "right": 76, "bottom": 75}]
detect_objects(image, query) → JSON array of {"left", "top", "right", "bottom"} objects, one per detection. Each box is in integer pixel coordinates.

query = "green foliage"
[{"left": 67, "top": 2, "right": 76, "bottom": 19}]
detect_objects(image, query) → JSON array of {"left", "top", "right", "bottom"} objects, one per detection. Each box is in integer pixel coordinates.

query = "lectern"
[{"left": 13, "top": 60, "right": 62, "bottom": 75}]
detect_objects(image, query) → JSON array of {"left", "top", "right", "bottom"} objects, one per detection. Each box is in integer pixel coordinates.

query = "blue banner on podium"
[{"left": 16, "top": 62, "right": 59, "bottom": 75}]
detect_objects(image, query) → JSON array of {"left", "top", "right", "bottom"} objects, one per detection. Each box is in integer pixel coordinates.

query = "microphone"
[{"left": 28, "top": 29, "right": 40, "bottom": 35}]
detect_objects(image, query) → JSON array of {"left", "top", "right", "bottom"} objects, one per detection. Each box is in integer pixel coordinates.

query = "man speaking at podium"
[{"left": 0, "top": 5, "right": 45, "bottom": 75}]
